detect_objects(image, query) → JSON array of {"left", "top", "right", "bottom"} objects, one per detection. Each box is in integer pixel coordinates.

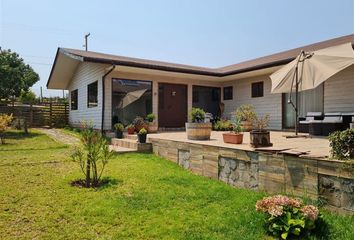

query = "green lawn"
[{"left": 0, "top": 130, "right": 353, "bottom": 239}]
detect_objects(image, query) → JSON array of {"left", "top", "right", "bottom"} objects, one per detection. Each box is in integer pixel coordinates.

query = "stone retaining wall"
[{"left": 150, "top": 138, "right": 354, "bottom": 214}]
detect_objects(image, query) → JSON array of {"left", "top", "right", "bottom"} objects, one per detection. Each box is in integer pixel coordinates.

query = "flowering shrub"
[{"left": 256, "top": 195, "right": 320, "bottom": 239}]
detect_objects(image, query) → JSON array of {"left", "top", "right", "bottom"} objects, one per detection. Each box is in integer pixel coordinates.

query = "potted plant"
[
  {"left": 250, "top": 114, "right": 273, "bottom": 148},
  {"left": 132, "top": 116, "right": 148, "bottom": 132},
  {"left": 223, "top": 118, "right": 244, "bottom": 144},
  {"left": 113, "top": 123, "right": 124, "bottom": 139},
  {"left": 145, "top": 113, "right": 158, "bottom": 133},
  {"left": 137, "top": 127, "right": 147, "bottom": 143},
  {"left": 185, "top": 108, "right": 212, "bottom": 140},
  {"left": 235, "top": 105, "right": 256, "bottom": 132},
  {"left": 126, "top": 124, "right": 135, "bottom": 135}
]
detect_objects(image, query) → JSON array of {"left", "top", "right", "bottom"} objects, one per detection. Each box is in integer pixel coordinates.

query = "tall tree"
[{"left": 0, "top": 48, "right": 39, "bottom": 99}]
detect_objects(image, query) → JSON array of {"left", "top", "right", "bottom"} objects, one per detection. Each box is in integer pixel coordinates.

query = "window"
[
  {"left": 223, "top": 86, "right": 233, "bottom": 100},
  {"left": 252, "top": 82, "right": 264, "bottom": 98},
  {"left": 87, "top": 81, "right": 98, "bottom": 108},
  {"left": 70, "top": 89, "right": 78, "bottom": 110},
  {"left": 192, "top": 90, "right": 199, "bottom": 103}
]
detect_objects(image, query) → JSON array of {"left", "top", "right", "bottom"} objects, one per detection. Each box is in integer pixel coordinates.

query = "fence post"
[
  {"left": 64, "top": 102, "right": 68, "bottom": 125},
  {"left": 49, "top": 101, "right": 53, "bottom": 128},
  {"left": 29, "top": 103, "right": 33, "bottom": 127}
]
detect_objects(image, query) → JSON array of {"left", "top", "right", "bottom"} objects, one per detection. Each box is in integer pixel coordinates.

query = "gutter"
[{"left": 101, "top": 64, "right": 116, "bottom": 134}]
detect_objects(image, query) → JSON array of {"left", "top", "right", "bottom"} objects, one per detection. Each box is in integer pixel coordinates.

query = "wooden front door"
[{"left": 158, "top": 83, "right": 187, "bottom": 128}]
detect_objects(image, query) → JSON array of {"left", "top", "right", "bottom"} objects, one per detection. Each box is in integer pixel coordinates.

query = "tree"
[
  {"left": 19, "top": 90, "right": 37, "bottom": 104},
  {"left": 0, "top": 48, "right": 39, "bottom": 99},
  {"left": 71, "top": 122, "right": 113, "bottom": 187}
]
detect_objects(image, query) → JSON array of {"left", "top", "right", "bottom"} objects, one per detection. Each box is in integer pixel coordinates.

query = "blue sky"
[{"left": 1, "top": 0, "right": 353, "bottom": 97}]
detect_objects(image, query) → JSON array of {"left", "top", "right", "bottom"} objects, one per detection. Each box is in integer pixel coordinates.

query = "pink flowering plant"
[{"left": 256, "top": 195, "right": 320, "bottom": 239}]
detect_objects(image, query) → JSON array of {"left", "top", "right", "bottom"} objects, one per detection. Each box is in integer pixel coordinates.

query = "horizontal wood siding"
[
  {"left": 324, "top": 65, "right": 354, "bottom": 113},
  {"left": 222, "top": 75, "right": 282, "bottom": 130},
  {"left": 68, "top": 62, "right": 108, "bottom": 129}
]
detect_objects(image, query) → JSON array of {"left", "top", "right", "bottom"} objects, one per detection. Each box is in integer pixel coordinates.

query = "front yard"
[{"left": 0, "top": 130, "right": 353, "bottom": 239}]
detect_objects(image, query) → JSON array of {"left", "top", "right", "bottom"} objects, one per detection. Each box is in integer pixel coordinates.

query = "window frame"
[
  {"left": 251, "top": 81, "right": 264, "bottom": 98},
  {"left": 87, "top": 81, "right": 98, "bottom": 108},
  {"left": 70, "top": 89, "right": 78, "bottom": 110},
  {"left": 223, "top": 86, "right": 233, "bottom": 100}
]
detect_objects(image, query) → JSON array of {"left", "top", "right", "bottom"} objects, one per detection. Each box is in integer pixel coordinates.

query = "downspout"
[{"left": 101, "top": 64, "right": 116, "bottom": 134}]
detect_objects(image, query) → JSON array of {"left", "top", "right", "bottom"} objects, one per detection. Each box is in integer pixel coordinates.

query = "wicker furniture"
[{"left": 299, "top": 112, "right": 323, "bottom": 133}]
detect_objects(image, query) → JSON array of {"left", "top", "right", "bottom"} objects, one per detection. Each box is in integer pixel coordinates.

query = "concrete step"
[
  {"left": 123, "top": 133, "right": 138, "bottom": 140},
  {"left": 109, "top": 145, "right": 137, "bottom": 153},
  {"left": 111, "top": 138, "right": 152, "bottom": 152}
]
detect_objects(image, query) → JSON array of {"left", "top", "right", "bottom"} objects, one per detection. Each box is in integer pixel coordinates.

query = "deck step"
[
  {"left": 111, "top": 138, "right": 152, "bottom": 152},
  {"left": 109, "top": 145, "right": 137, "bottom": 153},
  {"left": 123, "top": 134, "right": 138, "bottom": 140}
]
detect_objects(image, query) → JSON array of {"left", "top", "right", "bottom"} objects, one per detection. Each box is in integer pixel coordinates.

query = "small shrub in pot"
[
  {"left": 250, "top": 114, "right": 272, "bottom": 147},
  {"left": 132, "top": 116, "right": 148, "bottom": 132},
  {"left": 113, "top": 123, "right": 124, "bottom": 139},
  {"left": 235, "top": 105, "right": 256, "bottom": 131},
  {"left": 145, "top": 113, "right": 158, "bottom": 133},
  {"left": 185, "top": 108, "right": 212, "bottom": 140},
  {"left": 222, "top": 118, "right": 244, "bottom": 144},
  {"left": 126, "top": 124, "right": 135, "bottom": 135},
  {"left": 137, "top": 127, "right": 147, "bottom": 143}
]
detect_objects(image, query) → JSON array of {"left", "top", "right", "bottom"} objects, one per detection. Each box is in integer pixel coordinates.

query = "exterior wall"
[
  {"left": 324, "top": 64, "right": 354, "bottom": 113},
  {"left": 222, "top": 75, "right": 282, "bottom": 130},
  {"left": 151, "top": 138, "right": 354, "bottom": 214},
  {"left": 108, "top": 71, "right": 222, "bottom": 125},
  {"left": 68, "top": 62, "right": 109, "bottom": 129}
]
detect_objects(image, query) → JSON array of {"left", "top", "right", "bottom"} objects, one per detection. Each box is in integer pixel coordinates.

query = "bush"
[
  {"left": 253, "top": 114, "right": 270, "bottom": 131},
  {"left": 71, "top": 122, "right": 113, "bottom": 188},
  {"left": 138, "top": 127, "right": 147, "bottom": 135},
  {"left": 114, "top": 123, "right": 124, "bottom": 132},
  {"left": 132, "top": 116, "right": 147, "bottom": 131},
  {"left": 235, "top": 105, "right": 256, "bottom": 122},
  {"left": 0, "top": 114, "right": 13, "bottom": 144},
  {"left": 329, "top": 128, "right": 354, "bottom": 160},
  {"left": 145, "top": 113, "right": 156, "bottom": 123},
  {"left": 231, "top": 117, "right": 243, "bottom": 134},
  {"left": 213, "top": 119, "right": 233, "bottom": 131},
  {"left": 189, "top": 108, "right": 205, "bottom": 123},
  {"left": 256, "top": 195, "right": 320, "bottom": 239}
]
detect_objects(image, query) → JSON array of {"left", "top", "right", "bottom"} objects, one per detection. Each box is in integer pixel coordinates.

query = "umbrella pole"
[{"left": 295, "top": 66, "right": 299, "bottom": 135}]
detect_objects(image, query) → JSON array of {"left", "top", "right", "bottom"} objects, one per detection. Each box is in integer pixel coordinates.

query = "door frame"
[{"left": 158, "top": 82, "right": 188, "bottom": 128}]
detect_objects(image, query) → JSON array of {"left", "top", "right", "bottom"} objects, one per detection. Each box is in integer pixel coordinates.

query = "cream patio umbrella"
[
  {"left": 117, "top": 89, "right": 147, "bottom": 109},
  {"left": 270, "top": 42, "right": 354, "bottom": 135}
]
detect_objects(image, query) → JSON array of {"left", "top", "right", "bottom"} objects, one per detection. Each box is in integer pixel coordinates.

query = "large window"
[
  {"left": 223, "top": 86, "right": 233, "bottom": 100},
  {"left": 71, "top": 89, "right": 78, "bottom": 110},
  {"left": 87, "top": 81, "right": 98, "bottom": 108},
  {"left": 112, "top": 79, "right": 152, "bottom": 126},
  {"left": 192, "top": 86, "right": 221, "bottom": 117},
  {"left": 252, "top": 81, "right": 264, "bottom": 98}
]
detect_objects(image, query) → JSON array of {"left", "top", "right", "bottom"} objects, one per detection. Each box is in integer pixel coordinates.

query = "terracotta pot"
[
  {"left": 147, "top": 122, "right": 158, "bottom": 133},
  {"left": 250, "top": 130, "right": 273, "bottom": 148},
  {"left": 185, "top": 122, "right": 212, "bottom": 140},
  {"left": 241, "top": 121, "right": 253, "bottom": 132},
  {"left": 127, "top": 127, "right": 135, "bottom": 135},
  {"left": 223, "top": 132, "right": 243, "bottom": 144}
]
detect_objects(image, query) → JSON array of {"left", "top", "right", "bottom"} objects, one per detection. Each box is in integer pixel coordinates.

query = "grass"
[{"left": 0, "top": 130, "right": 353, "bottom": 239}]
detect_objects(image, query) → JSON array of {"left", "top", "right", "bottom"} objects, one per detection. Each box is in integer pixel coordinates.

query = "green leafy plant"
[
  {"left": 231, "top": 117, "right": 243, "bottom": 134},
  {"left": 114, "top": 123, "right": 124, "bottom": 132},
  {"left": 329, "top": 128, "right": 354, "bottom": 160},
  {"left": 253, "top": 114, "right": 270, "bottom": 131},
  {"left": 256, "top": 195, "right": 320, "bottom": 239},
  {"left": 189, "top": 108, "right": 205, "bottom": 123},
  {"left": 145, "top": 113, "right": 156, "bottom": 123},
  {"left": 138, "top": 127, "right": 147, "bottom": 135},
  {"left": 235, "top": 105, "right": 256, "bottom": 122},
  {"left": 0, "top": 114, "right": 13, "bottom": 144},
  {"left": 126, "top": 124, "right": 134, "bottom": 129},
  {"left": 71, "top": 122, "right": 114, "bottom": 188},
  {"left": 213, "top": 119, "right": 233, "bottom": 131}
]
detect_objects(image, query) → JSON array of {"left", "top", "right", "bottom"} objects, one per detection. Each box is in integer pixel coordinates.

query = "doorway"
[{"left": 158, "top": 83, "right": 187, "bottom": 128}]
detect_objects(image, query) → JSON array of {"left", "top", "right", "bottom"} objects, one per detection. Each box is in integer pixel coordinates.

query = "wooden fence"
[{"left": 0, "top": 101, "right": 69, "bottom": 127}]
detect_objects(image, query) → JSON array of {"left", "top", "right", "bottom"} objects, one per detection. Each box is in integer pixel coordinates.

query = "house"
[{"left": 47, "top": 34, "right": 354, "bottom": 131}]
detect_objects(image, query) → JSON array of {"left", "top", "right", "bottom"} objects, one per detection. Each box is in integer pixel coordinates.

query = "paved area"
[
  {"left": 35, "top": 128, "right": 80, "bottom": 145},
  {"left": 148, "top": 131, "right": 330, "bottom": 159}
]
